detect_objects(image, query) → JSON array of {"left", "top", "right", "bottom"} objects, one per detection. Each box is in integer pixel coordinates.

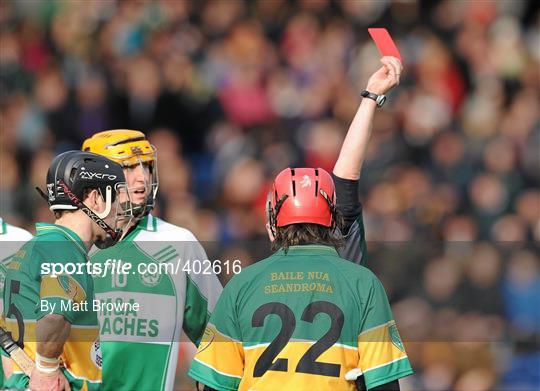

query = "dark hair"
[
  {"left": 272, "top": 209, "right": 345, "bottom": 252},
  {"left": 53, "top": 209, "right": 76, "bottom": 219}
]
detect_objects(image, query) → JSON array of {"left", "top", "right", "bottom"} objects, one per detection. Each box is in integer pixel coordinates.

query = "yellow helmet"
[
  {"left": 82, "top": 129, "right": 156, "bottom": 167},
  {"left": 82, "top": 129, "right": 159, "bottom": 217}
]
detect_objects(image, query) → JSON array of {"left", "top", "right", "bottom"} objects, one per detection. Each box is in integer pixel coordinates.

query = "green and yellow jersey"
[
  {"left": 189, "top": 245, "right": 412, "bottom": 390},
  {"left": 3, "top": 223, "right": 101, "bottom": 390},
  {"left": 0, "top": 217, "right": 33, "bottom": 387}
]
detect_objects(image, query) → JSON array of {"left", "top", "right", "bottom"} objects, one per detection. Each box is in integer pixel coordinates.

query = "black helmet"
[
  {"left": 37, "top": 151, "right": 131, "bottom": 248},
  {"left": 44, "top": 151, "right": 125, "bottom": 210}
]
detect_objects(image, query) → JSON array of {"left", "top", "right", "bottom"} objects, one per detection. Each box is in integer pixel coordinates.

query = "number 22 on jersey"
[{"left": 252, "top": 301, "right": 344, "bottom": 378}]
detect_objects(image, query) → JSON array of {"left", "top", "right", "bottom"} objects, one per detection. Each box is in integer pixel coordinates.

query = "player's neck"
[{"left": 55, "top": 211, "right": 93, "bottom": 250}]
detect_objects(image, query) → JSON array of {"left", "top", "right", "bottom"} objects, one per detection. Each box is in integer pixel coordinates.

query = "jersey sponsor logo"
[
  {"left": 79, "top": 171, "right": 117, "bottom": 181},
  {"left": 94, "top": 293, "right": 176, "bottom": 341},
  {"left": 389, "top": 321, "right": 405, "bottom": 352},
  {"left": 300, "top": 175, "right": 312, "bottom": 188},
  {"left": 100, "top": 313, "right": 159, "bottom": 338}
]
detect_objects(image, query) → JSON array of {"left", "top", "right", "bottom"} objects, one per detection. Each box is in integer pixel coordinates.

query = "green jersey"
[
  {"left": 90, "top": 214, "right": 222, "bottom": 391},
  {"left": 189, "top": 245, "right": 413, "bottom": 390},
  {"left": 3, "top": 223, "right": 101, "bottom": 390},
  {"left": 0, "top": 217, "right": 33, "bottom": 387}
]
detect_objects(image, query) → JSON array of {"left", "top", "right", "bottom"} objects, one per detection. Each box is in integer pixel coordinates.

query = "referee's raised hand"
[{"left": 365, "top": 56, "right": 403, "bottom": 95}]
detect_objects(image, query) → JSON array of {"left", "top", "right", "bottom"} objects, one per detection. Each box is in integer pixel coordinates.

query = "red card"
[{"left": 368, "top": 28, "right": 402, "bottom": 61}]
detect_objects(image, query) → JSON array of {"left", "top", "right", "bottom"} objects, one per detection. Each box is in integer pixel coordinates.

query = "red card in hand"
[{"left": 368, "top": 28, "right": 402, "bottom": 61}]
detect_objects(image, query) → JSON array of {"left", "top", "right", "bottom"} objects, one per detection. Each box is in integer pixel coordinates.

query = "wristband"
[
  {"left": 35, "top": 352, "right": 60, "bottom": 374},
  {"left": 360, "top": 90, "right": 386, "bottom": 108}
]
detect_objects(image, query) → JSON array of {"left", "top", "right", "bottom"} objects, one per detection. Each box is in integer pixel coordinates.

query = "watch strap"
[{"left": 360, "top": 90, "right": 386, "bottom": 107}]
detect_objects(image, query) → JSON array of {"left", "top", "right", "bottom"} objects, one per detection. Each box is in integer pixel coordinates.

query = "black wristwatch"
[{"left": 361, "top": 90, "right": 386, "bottom": 108}]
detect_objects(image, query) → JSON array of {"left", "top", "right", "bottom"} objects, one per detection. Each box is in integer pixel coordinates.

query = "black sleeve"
[
  {"left": 356, "top": 376, "right": 400, "bottom": 390},
  {"left": 333, "top": 174, "right": 368, "bottom": 266},
  {"left": 371, "top": 380, "right": 400, "bottom": 390},
  {"left": 333, "top": 174, "right": 362, "bottom": 235}
]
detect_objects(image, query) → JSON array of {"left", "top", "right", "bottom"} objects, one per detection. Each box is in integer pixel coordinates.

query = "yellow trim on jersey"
[
  {"left": 357, "top": 321, "right": 408, "bottom": 373},
  {"left": 41, "top": 275, "right": 87, "bottom": 303},
  {"left": 195, "top": 338, "right": 364, "bottom": 390},
  {"left": 63, "top": 341, "right": 101, "bottom": 382},
  {"left": 195, "top": 323, "right": 244, "bottom": 378}
]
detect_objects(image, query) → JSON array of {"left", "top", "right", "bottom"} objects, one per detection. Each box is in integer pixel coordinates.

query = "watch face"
[{"left": 377, "top": 95, "right": 386, "bottom": 107}]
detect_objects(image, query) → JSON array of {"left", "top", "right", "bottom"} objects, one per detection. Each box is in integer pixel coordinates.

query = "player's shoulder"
[
  {"left": 7, "top": 236, "right": 42, "bottom": 268},
  {"left": 329, "top": 252, "right": 372, "bottom": 273},
  {"left": 0, "top": 222, "right": 33, "bottom": 241},
  {"left": 329, "top": 254, "right": 380, "bottom": 285},
  {"left": 131, "top": 215, "right": 207, "bottom": 261}
]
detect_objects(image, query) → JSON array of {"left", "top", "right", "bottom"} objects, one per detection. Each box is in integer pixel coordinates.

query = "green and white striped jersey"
[{"left": 90, "top": 214, "right": 222, "bottom": 391}]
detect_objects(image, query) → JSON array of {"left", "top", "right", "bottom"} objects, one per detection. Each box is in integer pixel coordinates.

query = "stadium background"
[{"left": 0, "top": 0, "right": 538, "bottom": 390}]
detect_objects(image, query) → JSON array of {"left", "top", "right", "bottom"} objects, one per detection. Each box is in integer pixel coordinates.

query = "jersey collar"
[
  {"left": 35, "top": 222, "right": 87, "bottom": 255},
  {"left": 123, "top": 214, "right": 157, "bottom": 242},
  {"left": 141, "top": 214, "right": 157, "bottom": 232},
  {"left": 278, "top": 244, "right": 339, "bottom": 256}
]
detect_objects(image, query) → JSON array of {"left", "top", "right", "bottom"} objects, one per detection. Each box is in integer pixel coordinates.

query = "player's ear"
[
  {"left": 266, "top": 222, "right": 275, "bottom": 242},
  {"left": 85, "top": 189, "right": 104, "bottom": 213}
]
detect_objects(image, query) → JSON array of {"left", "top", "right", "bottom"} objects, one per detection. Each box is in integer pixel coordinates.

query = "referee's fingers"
[
  {"left": 382, "top": 56, "right": 401, "bottom": 74},
  {"left": 380, "top": 57, "right": 394, "bottom": 75},
  {"left": 381, "top": 57, "right": 399, "bottom": 84},
  {"left": 387, "top": 56, "right": 402, "bottom": 85}
]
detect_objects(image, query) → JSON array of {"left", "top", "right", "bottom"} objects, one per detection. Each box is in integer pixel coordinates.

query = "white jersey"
[{"left": 90, "top": 214, "right": 223, "bottom": 391}]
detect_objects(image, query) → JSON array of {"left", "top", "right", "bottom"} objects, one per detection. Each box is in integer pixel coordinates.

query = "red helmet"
[{"left": 267, "top": 167, "right": 336, "bottom": 228}]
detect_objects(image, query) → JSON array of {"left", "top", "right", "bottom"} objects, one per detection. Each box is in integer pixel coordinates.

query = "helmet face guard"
[
  {"left": 267, "top": 167, "right": 337, "bottom": 234},
  {"left": 123, "top": 148, "right": 159, "bottom": 219},
  {"left": 82, "top": 130, "right": 159, "bottom": 218}
]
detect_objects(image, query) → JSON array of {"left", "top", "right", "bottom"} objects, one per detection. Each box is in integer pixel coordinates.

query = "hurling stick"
[{"left": 0, "top": 327, "right": 34, "bottom": 376}]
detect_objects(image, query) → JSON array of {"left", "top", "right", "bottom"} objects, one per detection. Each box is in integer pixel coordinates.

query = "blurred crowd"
[{"left": 0, "top": 0, "right": 539, "bottom": 390}]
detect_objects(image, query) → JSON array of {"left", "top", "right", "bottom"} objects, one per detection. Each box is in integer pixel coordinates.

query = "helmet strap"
[
  {"left": 35, "top": 186, "right": 49, "bottom": 203},
  {"left": 58, "top": 180, "right": 121, "bottom": 241},
  {"left": 94, "top": 186, "right": 112, "bottom": 219}
]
